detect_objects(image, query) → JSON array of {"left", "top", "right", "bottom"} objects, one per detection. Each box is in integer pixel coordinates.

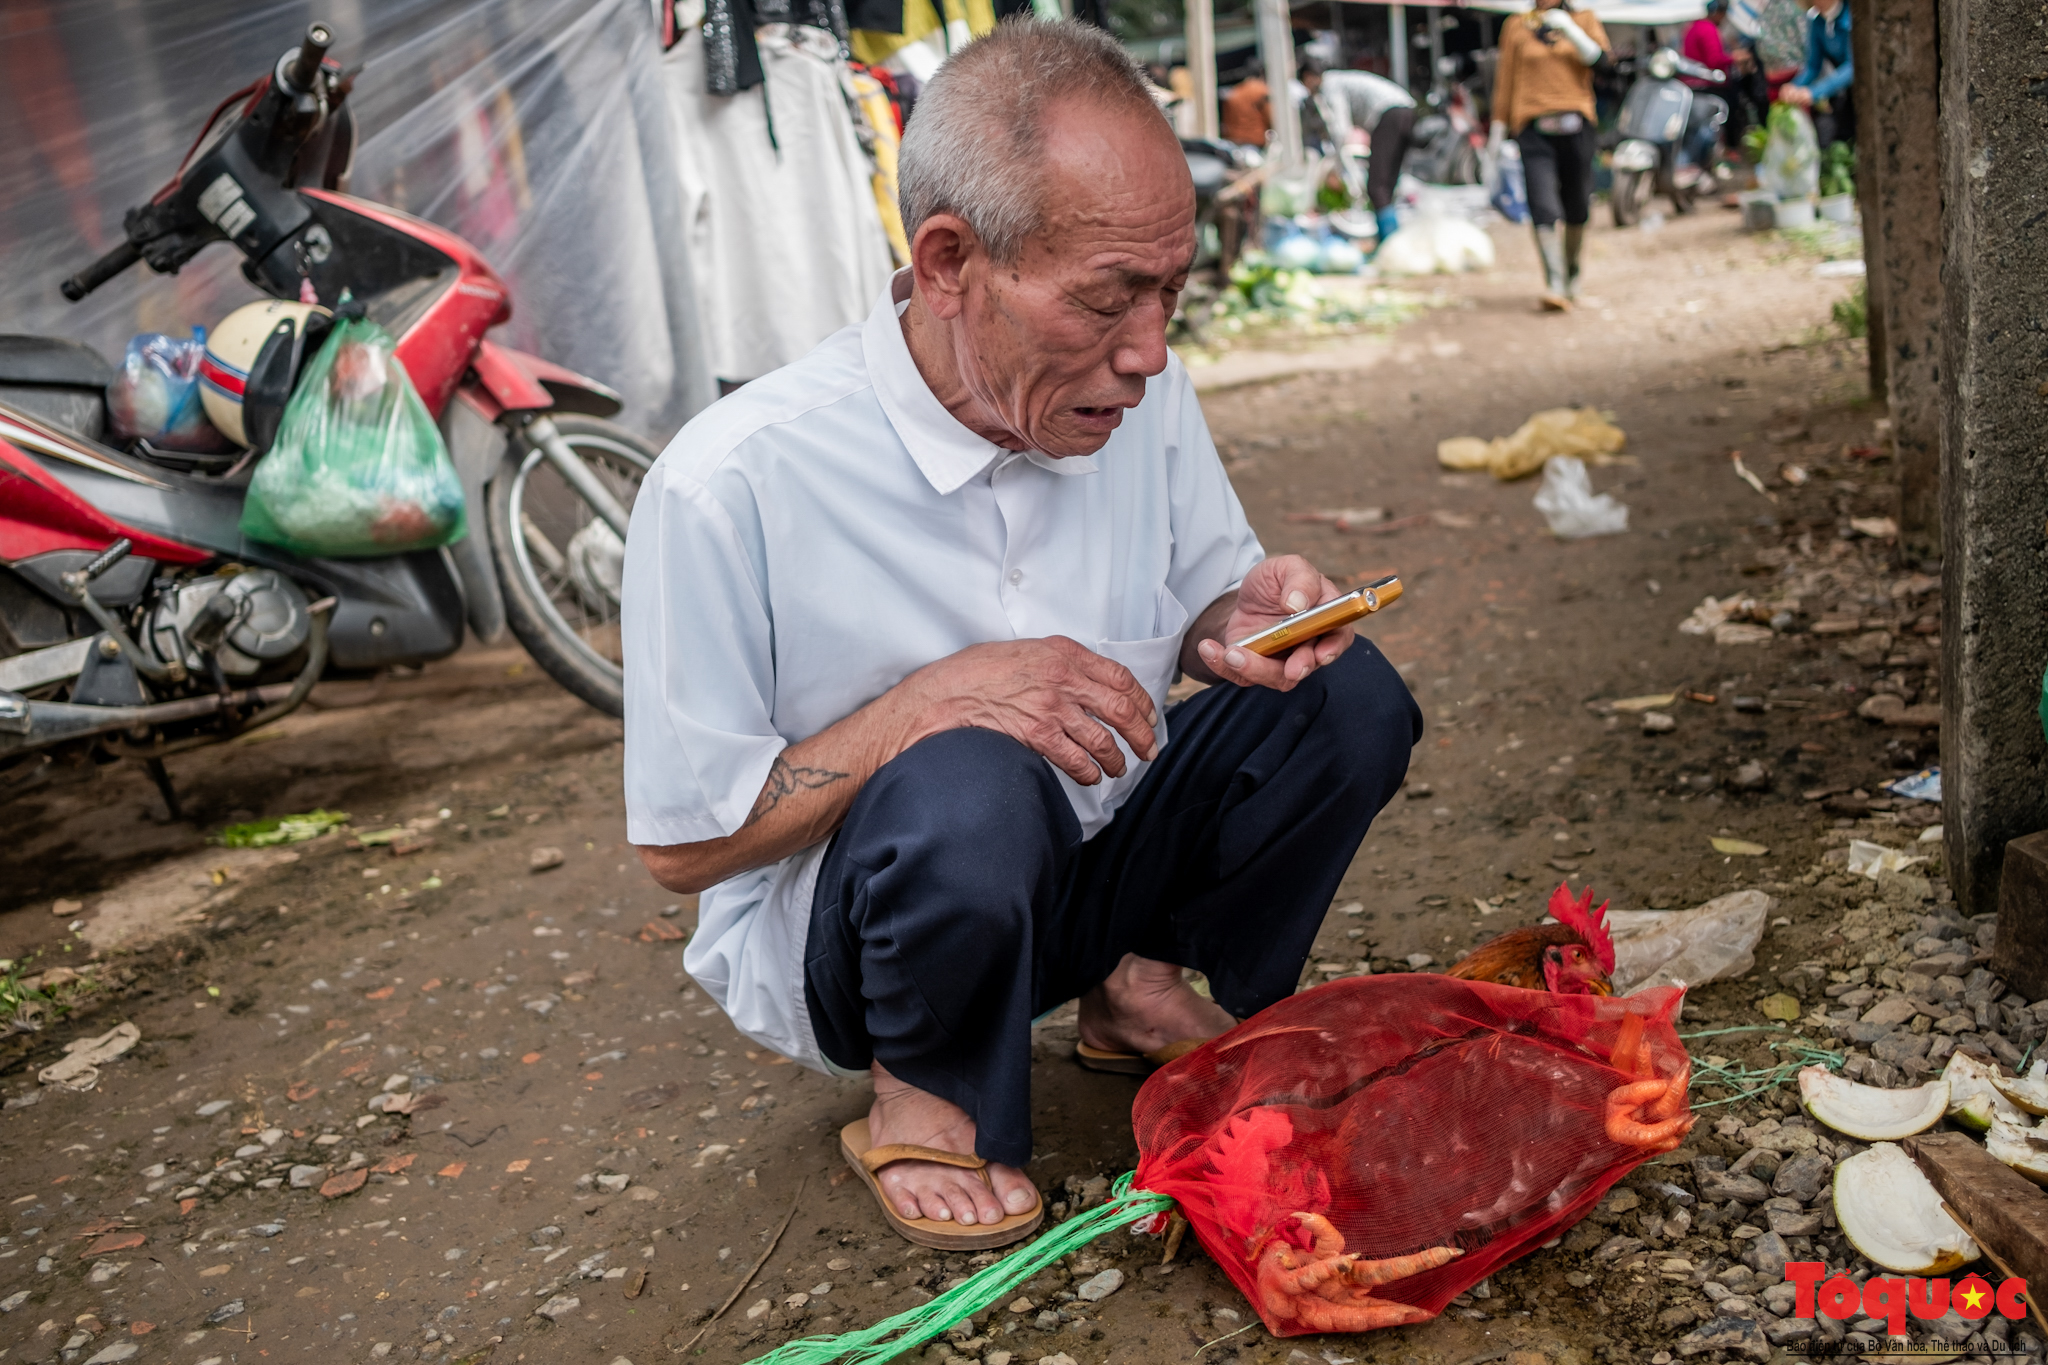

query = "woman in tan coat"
[{"left": 1489, "top": 0, "right": 1611, "bottom": 309}]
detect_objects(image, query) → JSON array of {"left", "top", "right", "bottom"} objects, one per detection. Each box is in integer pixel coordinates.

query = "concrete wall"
[
  {"left": 1859, "top": 0, "right": 1943, "bottom": 561},
  {"left": 1937, "top": 0, "right": 2048, "bottom": 917}
]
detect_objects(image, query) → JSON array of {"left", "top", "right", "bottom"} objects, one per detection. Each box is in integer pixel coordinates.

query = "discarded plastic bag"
[
  {"left": 1437, "top": 407, "right": 1626, "bottom": 481},
  {"left": 39, "top": 1020, "right": 141, "bottom": 1091},
  {"left": 1606, "top": 889, "right": 1773, "bottom": 994},
  {"left": 1532, "top": 456, "right": 1629, "bottom": 539},
  {"left": 1757, "top": 103, "right": 1819, "bottom": 203},
  {"left": 239, "top": 316, "right": 465, "bottom": 558},
  {"left": 106, "top": 332, "right": 226, "bottom": 451},
  {"left": 1847, "top": 839, "right": 1928, "bottom": 880}
]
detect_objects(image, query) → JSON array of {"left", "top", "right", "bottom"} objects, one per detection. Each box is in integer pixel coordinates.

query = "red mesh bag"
[{"left": 1131, "top": 975, "right": 1692, "bottom": 1336}]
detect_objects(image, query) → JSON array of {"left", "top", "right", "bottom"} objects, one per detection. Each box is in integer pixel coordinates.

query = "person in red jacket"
[{"left": 1677, "top": 0, "right": 1737, "bottom": 174}]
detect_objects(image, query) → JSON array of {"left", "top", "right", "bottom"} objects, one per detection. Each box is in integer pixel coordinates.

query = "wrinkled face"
[
  {"left": 948, "top": 99, "right": 1196, "bottom": 457},
  {"left": 1542, "top": 942, "right": 1614, "bottom": 996}
]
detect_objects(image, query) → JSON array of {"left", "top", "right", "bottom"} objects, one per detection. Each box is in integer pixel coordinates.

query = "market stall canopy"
[
  {"left": 1462, "top": 0, "right": 1708, "bottom": 21},
  {"left": 0, "top": 0, "right": 714, "bottom": 437}
]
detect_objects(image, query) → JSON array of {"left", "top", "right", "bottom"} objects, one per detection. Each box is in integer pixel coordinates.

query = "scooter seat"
[{"left": 0, "top": 335, "right": 114, "bottom": 389}]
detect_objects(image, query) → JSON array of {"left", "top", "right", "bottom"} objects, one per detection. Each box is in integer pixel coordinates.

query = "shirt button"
[{"left": 1008, "top": 569, "right": 1023, "bottom": 586}]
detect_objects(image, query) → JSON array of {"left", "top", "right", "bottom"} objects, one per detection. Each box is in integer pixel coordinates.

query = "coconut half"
[
  {"left": 1991, "top": 1059, "right": 2048, "bottom": 1117},
  {"left": 1944, "top": 1051, "right": 2031, "bottom": 1132},
  {"left": 1833, "top": 1142, "right": 1979, "bottom": 1274},
  {"left": 1798, "top": 1065, "right": 1948, "bottom": 1140},
  {"left": 1987, "top": 1117, "right": 2048, "bottom": 1185}
]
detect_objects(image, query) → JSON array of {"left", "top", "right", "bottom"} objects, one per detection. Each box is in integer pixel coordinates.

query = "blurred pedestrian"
[
  {"left": 1780, "top": 0, "right": 1852, "bottom": 149},
  {"left": 1221, "top": 57, "right": 1272, "bottom": 149},
  {"left": 1678, "top": 0, "right": 1735, "bottom": 177},
  {"left": 1315, "top": 67, "right": 1419, "bottom": 251},
  {"left": 1489, "top": 0, "right": 1610, "bottom": 310},
  {"left": 1297, "top": 59, "right": 1333, "bottom": 153}
]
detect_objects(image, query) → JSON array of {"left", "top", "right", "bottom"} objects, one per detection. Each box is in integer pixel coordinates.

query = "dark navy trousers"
[{"left": 801, "top": 642, "right": 1423, "bottom": 1166}]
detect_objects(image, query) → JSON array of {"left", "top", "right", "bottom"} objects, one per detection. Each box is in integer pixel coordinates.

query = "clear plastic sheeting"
[{"left": 0, "top": 0, "right": 714, "bottom": 441}]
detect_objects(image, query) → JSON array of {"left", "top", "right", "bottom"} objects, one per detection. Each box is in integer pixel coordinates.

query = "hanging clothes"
[
  {"left": 848, "top": 0, "right": 996, "bottom": 68},
  {"left": 846, "top": 63, "right": 911, "bottom": 266},
  {"left": 664, "top": 22, "right": 895, "bottom": 383},
  {"left": 701, "top": 0, "right": 850, "bottom": 92}
]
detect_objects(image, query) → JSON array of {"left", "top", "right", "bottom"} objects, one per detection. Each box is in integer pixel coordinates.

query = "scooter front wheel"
[
  {"left": 1610, "top": 169, "right": 1648, "bottom": 228},
  {"left": 488, "top": 415, "right": 659, "bottom": 718}
]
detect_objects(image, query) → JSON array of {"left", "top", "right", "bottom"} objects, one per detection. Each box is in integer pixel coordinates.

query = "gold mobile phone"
[{"left": 1231, "top": 575, "right": 1403, "bottom": 658}]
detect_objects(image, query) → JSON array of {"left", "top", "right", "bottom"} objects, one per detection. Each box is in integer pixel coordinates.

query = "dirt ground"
[{"left": 0, "top": 207, "right": 1909, "bottom": 1365}]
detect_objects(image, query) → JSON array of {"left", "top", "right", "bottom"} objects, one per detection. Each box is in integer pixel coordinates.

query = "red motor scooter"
[{"left": 0, "top": 23, "right": 657, "bottom": 815}]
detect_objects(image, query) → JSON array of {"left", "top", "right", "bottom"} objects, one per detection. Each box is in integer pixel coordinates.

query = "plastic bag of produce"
[
  {"left": 1757, "top": 103, "right": 1820, "bottom": 203},
  {"left": 106, "top": 331, "right": 228, "bottom": 451},
  {"left": 239, "top": 318, "right": 465, "bottom": 558}
]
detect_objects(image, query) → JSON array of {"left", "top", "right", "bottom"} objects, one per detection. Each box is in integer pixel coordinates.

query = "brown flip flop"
[
  {"left": 1072, "top": 1038, "right": 1209, "bottom": 1076},
  {"left": 838, "top": 1118, "right": 1044, "bottom": 1251}
]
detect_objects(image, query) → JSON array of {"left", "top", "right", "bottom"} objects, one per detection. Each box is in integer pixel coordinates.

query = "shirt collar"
[{"left": 862, "top": 270, "right": 1099, "bottom": 496}]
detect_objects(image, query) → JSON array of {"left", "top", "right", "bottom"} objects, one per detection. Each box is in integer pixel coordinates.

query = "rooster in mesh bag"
[{"left": 1444, "top": 882, "right": 1615, "bottom": 995}]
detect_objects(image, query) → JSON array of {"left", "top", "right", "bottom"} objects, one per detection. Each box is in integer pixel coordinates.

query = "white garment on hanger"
[{"left": 664, "top": 24, "right": 894, "bottom": 383}]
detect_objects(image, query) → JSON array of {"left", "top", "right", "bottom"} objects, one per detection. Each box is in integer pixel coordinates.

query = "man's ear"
[{"left": 910, "top": 213, "right": 979, "bottom": 322}]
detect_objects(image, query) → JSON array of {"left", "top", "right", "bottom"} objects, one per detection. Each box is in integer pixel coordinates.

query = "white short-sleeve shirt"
[{"left": 621, "top": 272, "right": 1264, "bottom": 1071}]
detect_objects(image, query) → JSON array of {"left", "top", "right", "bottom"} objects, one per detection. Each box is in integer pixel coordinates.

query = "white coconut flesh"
[
  {"left": 1833, "top": 1142, "right": 1979, "bottom": 1275},
  {"left": 1987, "top": 1117, "right": 2048, "bottom": 1185},
  {"left": 1799, "top": 1065, "right": 1948, "bottom": 1140},
  {"left": 1943, "top": 1052, "right": 2031, "bottom": 1130},
  {"left": 1991, "top": 1059, "right": 2048, "bottom": 1117}
]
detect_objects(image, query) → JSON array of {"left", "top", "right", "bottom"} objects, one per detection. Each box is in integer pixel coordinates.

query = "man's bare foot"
[
  {"left": 867, "top": 1062, "right": 1037, "bottom": 1227},
  {"left": 1076, "top": 953, "right": 1236, "bottom": 1058}
]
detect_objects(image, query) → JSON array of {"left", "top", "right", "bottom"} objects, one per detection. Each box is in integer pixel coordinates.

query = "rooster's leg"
[
  {"left": 1337, "top": 1245, "right": 1464, "bottom": 1290},
  {"left": 1270, "top": 1252, "right": 1353, "bottom": 1299},
  {"left": 1606, "top": 1075, "right": 1693, "bottom": 1151},
  {"left": 1285, "top": 1295, "right": 1440, "bottom": 1333}
]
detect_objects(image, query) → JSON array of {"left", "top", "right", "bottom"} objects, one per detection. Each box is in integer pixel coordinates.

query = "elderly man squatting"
[{"left": 623, "top": 20, "right": 1421, "bottom": 1251}]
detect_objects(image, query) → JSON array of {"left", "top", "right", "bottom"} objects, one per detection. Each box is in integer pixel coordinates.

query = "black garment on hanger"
[
  {"left": 703, "top": 0, "right": 766, "bottom": 92},
  {"left": 703, "top": 0, "right": 850, "bottom": 93},
  {"left": 846, "top": 0, "right": 903, "bottom": 34}
]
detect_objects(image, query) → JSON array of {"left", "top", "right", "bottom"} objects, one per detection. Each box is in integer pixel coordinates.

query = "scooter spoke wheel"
[{"left": 488, "top": 416, "right": 658, "bottom": 718}]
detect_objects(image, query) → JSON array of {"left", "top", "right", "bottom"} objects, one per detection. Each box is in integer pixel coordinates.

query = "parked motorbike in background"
[
  {"left": 0, "top": 23, "right": 657, "bottom": 815},
  {"left": 1404, "top": 79, "right": 1486, "bottom": 187},
  {"left": 1609, "top": 48, "right": 1729, "bottom": 226}
]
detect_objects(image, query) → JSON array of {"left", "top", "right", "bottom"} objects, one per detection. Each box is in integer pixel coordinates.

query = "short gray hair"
[{"left": 897, "top": 18, "right": 1170, "bottom": 265}]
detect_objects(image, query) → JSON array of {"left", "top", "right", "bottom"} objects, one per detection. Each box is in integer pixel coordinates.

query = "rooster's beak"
[{"left": 1586, "top": 976, "right": 1614, "bottom": 997}]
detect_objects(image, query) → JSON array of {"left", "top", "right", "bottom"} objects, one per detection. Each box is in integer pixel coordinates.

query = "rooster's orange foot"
[
  {"left": 1604, "top": 1071, "right": 1693, "bottom": 1152},
  {"left": 1253, "top": 1212, "right": 1462, "bottom": 1333}
]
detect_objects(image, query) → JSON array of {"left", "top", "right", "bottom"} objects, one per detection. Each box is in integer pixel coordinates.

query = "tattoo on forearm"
[{"left": 743, "top": 756, "right": 850, "bottom": 828}]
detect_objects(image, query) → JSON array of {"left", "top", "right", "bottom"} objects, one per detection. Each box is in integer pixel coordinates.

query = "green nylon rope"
[{"left": 745, "top": 1172, "right": 1174, "bottom": 1365}]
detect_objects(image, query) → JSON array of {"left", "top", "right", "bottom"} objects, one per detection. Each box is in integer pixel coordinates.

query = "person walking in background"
[
  {"left": 1780, "top": 0, "right": 1852, "bottom": 149},
  {"left": 1489, "top": 0, "right": 1609, "bottom": 311},
  {"left": 1679, "top": 0, "right": 1738, "bottom": 167},
  {"left": 1314, "top": 65, "right": 1418, "bottom": 253},
  {"left": 1221, "top": 58, "right": 1272, "bottom": 149}
]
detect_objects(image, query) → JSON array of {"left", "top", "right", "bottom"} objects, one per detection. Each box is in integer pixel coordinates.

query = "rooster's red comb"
[{"left": 1549, "top": 882, "right": 1615, "bottom": 974}]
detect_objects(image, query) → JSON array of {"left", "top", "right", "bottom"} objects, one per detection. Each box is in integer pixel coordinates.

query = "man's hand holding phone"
[{"left": 1189, "top": 555, "right": 1358, "bottom": 692}]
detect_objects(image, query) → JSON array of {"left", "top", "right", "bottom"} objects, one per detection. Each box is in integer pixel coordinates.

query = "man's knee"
[
  {"left": 1312, "top": 642, "right": 1424, "bottom": 760},
  {"left": 841, "top": 727, "right": 1075, "bottom": 901}
]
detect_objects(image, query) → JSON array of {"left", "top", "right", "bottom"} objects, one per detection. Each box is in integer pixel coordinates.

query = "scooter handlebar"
[
  {"left": 59, "top": 238, "right": 143, "bottom": 302},
  {"left": 285, "top": 22, "right": 333, "bottom": 92}
]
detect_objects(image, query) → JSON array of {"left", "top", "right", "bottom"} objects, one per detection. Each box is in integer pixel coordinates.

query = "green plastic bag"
[{"left": 239, "top": 317, "right": 465, "bottom": 557}]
